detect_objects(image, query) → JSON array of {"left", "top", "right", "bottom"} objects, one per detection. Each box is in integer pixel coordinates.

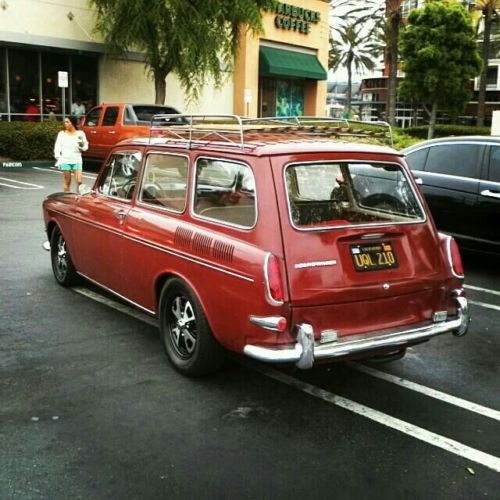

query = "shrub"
[
  {"left": 401, "top": 124, "right": 491, "bottom": 139},
  {"left": 0, "top": 121, "right": 62, "bottom": 161}
]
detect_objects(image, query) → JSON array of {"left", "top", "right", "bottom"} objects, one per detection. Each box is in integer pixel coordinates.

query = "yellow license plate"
[{"left": 350, "top": 242, "right": 398, "bottom": 272}]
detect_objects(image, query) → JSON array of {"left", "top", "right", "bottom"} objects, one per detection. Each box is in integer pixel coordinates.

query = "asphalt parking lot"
[{"left": 1, "top": 167, "right": 499, "bottom": 499}]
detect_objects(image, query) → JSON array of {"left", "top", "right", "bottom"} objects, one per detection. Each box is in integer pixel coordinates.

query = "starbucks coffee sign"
[{"left": 269, "top": 2, "right": 321, "bottom": 34}]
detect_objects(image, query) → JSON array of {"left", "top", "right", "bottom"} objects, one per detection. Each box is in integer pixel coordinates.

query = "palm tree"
[
  {"left": 330, "top": 0, "right": 403, "bottom": 125},
  {"left": 473, "top": 0, "right": 500, "bottom": 126},
  {"left": 329, "top": 22, "right": 380, "bottom": 116},
  {"left": 385, "top": 1, "right": 403, "bottom": 127}
]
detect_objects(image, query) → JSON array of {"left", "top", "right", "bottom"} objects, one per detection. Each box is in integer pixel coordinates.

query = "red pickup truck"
[{"left": 80, "top": 103, "right": 184, "bottom": 161}]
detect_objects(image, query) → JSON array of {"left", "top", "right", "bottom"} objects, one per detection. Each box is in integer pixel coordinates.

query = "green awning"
[{"left": 259, "top": 46, "right": 327, "bottom": 80}]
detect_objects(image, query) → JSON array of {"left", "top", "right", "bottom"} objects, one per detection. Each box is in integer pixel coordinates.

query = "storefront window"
[
  {"left": 0, "top": 47, "right": 98, "bottom": 121},
  {"left": 276, "top": 79, "right": 304, "bottom": 117},
  {"left": 259, "top": 77, "right": 304, "bottom": 118},
  {"left": 42, "top": 52, "right": 69, "bottom": 119},
  {"left": 72, "top": 55, "right": 98, "bottom": 114},
  {"left": 9, "top": 49, "right": 40, "bottom": 121}
]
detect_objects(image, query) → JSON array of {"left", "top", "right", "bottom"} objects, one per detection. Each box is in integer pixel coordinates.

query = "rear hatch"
[{"left": 272, "top": 153, "right": 451, "bottom": 336}]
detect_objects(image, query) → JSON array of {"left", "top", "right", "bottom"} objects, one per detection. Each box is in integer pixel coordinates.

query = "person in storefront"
[
  {"left": 71, "top": 98, "right": 86, "bottom": 119},
  {"left": 53, "top": 115, "right": 89, "bottom": 192},
  {"left": 24, "top": 99, "right": 39, "bottom": 121}
]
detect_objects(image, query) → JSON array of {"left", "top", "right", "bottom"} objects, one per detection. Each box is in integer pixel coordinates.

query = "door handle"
[
  {"left": 414, "top": 177, "right": 423, "bottom": 185},
  {"left": 90, "top": 130, "right": 97, "bottom": 134},
  {"left": 114, "top": 209, "right": 127, "bottom": 222},
  {"left": 480, "top": 189, "right": 500, "bottom": 199},
  {"left": 108, "top": 131, "right": 116, "bottom": 135}
]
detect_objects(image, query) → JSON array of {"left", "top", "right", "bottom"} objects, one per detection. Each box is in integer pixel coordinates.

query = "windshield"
[{"left": 285, "top": 161, "right": 424, "bottom": 228}]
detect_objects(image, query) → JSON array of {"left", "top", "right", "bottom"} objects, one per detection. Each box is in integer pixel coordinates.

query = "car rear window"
[
  {"left": 285, "top": 162, "right": 424, "bottom": 228},
  {"left": 132, "top": 105, "right": 183, "bottom": 123}
]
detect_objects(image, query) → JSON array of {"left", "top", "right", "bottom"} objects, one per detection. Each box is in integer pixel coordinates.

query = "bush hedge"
[
  {"left": 400, "top": 124, "right": 491, "bottom": 139},
  {"left": 0, "top": 121, "right": 62, "bottom": 161}
]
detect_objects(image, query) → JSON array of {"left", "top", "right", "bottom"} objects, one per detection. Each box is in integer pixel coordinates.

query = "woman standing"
[{"left": 54, "top": 115, "right": 89, "bottom": 192}]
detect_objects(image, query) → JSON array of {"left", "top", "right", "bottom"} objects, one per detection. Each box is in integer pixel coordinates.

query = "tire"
[
  {"left": 159, "top": 278, "right": 224, "bottom": 376},
  {"left": 366, "top": 348, "right": 406, "bottom": 364},
  {"left": 50, "top": 226, "right": 80, "bottom": 286}
]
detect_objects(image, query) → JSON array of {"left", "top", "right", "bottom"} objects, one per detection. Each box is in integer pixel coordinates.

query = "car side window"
[
  {"left": 139, "top": 153, "right": 188, "bottom": 212},
  {"left": 102, "top": 107, "right": 119, "bottom": 126},
  {"left": 97, "top": 152, "right": 142, "bottom": 200},
  {"left": 84, "top": 108, "right": 101, "bottom": 127},
  {"left": 194, "top": 158, "right": 256, "bottom": 228},
  {"left": 405, "top": 147, "right": 428, "bottom": 171},
  {"left": 488, "top": 146, "right": 500, "bottom": 183},
  {"left": 425, "top": 144, "right": 481, "bottom": 179}
]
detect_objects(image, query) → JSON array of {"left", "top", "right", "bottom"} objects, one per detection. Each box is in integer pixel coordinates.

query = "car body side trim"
[
  {"left": 77, "top": 272, "right": 157, "bottom": 315},
  {"left": 48, "top": 210, "right": 255, "bottom": 283}
]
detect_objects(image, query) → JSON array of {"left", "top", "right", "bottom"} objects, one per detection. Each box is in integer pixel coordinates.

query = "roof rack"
[{"left": 149, "top": 114, "right": 393, "bottom": 149}]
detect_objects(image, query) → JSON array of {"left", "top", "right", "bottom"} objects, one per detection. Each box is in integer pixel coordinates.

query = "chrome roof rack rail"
[{"left": 149, "top": 114, "right": 394, "bottom": 149}]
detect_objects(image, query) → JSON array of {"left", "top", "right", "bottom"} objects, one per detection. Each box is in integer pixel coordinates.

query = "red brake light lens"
[
  {"left": 266, "top": 254, "right": 285, "bottom": 303},
  {"left": 448, "top": 237, "right": 464, "bottom": 278}
]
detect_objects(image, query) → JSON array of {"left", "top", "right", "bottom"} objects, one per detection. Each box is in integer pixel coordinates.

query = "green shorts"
[{"left": 60, "top": 163, "right": 82, "bottom": 171}]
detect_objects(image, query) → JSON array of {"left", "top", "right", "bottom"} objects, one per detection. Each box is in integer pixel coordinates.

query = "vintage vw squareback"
[{"left": 43, "top": 116, "right": 469, "bottom": 376}]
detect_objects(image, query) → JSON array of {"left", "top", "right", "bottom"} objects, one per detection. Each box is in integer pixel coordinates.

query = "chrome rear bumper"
[{"left": 244, "top": 295, "right": 469, "bottom": 370}]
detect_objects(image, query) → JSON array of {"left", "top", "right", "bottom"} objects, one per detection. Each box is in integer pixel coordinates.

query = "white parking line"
[
  {"left": 469, "top": 300, "right": 500, "bottom": 312},
  {"left": 33, "top": 166, "right": 97, "bottom": 180},
  {"left": 247, "top": 361, "right": 500, "bottom": 473},
  {"left": 349, "top": 362, "right": 500, "bottom": 422},
  {"left": 465, "top": 284, "right": 500, "bottom": 296},
  {"left": 0, "top": 177, "right": 44, "bottom": 189},
  {"left": 70, "top": 285, "right": 500, "bottom": 473}
]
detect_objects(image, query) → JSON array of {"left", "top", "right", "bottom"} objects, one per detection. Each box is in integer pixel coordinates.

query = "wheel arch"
[{"left": 155, "top": 273, "right": 213, "bottom": 330}]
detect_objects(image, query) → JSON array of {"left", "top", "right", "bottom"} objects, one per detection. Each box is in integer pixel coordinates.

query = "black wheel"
[
  {"left": 50, "top": 226, "right": 80, "bottom": 286},
  {"left": 159, "top": 278, "right": 224, "bottom": 376}
]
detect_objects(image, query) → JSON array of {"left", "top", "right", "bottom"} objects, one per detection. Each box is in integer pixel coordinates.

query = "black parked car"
[{"left": 402, "top": 136, "right": 500, "bottom": 252}]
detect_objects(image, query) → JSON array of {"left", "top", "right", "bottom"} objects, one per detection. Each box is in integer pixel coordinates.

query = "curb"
[{"left": 1, "top": 160, "right": 54, "bottom": 169}]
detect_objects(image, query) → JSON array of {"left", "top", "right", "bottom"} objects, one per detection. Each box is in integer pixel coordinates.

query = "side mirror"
[{"left": 78, "top": 184, "right": 92, "bottom": 196}]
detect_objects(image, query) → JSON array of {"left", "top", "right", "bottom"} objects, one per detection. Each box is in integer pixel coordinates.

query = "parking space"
[{"left": 1, "top": 168, "right": 499, "bottom": 499}]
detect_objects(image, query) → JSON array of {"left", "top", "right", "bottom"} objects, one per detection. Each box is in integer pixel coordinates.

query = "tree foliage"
[
  {"left": 329, "top": 2, "right": 383, "bottom": 117},
  {"left": 89, "top": 0, "right": 275, "bottom": 104},
  {"left": 472, "top": 0, "right": 500, "bottom": 125},
  {"left": 399, "top": 2, "right": 482, "bottom": 138}
]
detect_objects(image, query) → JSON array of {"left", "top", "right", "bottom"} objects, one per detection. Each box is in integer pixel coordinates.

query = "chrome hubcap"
[
  {"left": 170, "top": 296, "right": 197, "bottom": 357},
  {"left": 56, "top": 236, "right": 68, "bottom": 277}
]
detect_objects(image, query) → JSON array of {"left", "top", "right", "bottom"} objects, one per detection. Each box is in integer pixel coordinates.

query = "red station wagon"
[{"left": 43, "top": 116, "right": 470, "bottom": 376}]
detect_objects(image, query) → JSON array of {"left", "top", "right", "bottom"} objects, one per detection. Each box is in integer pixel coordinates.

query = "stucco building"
[{"left": 0, "top": 0, "right": 329, "bottom": 121}]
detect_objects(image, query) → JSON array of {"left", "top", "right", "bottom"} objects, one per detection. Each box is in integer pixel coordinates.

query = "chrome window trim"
[
  {"left": 283, "top": 158, "right": 427, "bottom": 232},
  {"left": 136, "top": 150, "right": 190, "bottom": 214},
  {"left": 95, "top": 150, "right": 143, "bottom": 201},
  {"left": 406, "top": 141, "right": 488, "bottom": 180},
  {"left": 190, "top": 155, "right": 258, "bottom": 231},
  {"left": 412, "top": 169, "right": 483, "bottom": 184}
]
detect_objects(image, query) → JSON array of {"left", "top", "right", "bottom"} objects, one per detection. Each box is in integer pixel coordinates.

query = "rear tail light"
[
  {"left": 446, "top": 236, "right": 464, "bottom": 278},
  {"left": 265, "top": 253, "right": 285, "bottom": 304}
]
